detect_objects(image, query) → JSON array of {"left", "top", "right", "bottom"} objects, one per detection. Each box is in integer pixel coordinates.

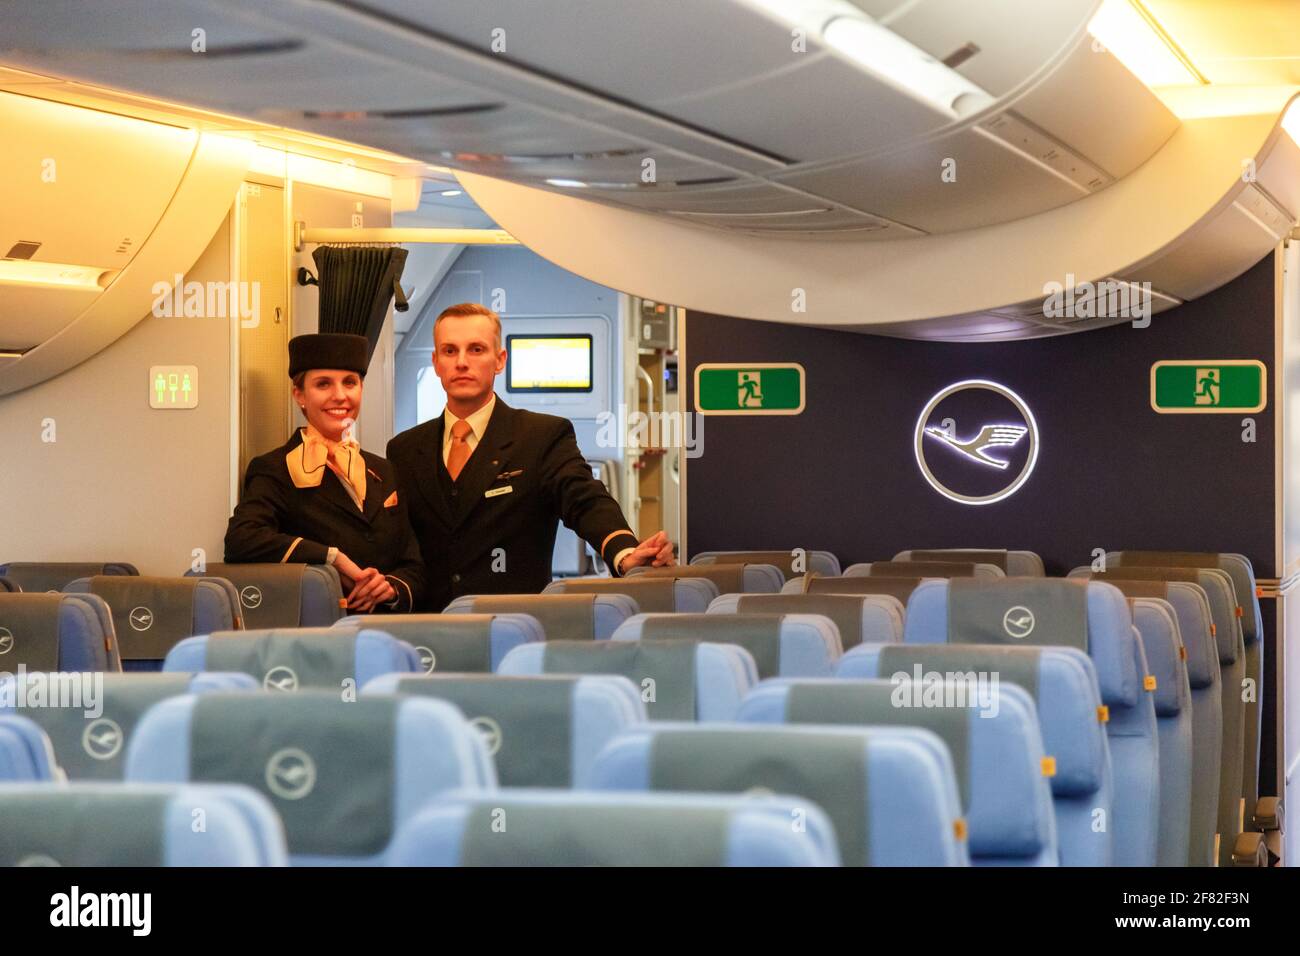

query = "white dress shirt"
[{"left": 442, "top": 393, "right": 498, "bottom": 467}]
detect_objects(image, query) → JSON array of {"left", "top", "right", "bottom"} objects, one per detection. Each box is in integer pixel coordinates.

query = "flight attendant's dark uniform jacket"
[
  {"left": 224, "top": 429, "right": 425, "bottom": 612},
  {"left": 387, "top": 399, "right": 639, "bottom": 612}
]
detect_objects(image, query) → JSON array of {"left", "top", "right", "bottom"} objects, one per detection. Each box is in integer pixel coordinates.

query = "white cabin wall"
[{"left": 0, "top": 216, "right": 234, "bottom": 575}]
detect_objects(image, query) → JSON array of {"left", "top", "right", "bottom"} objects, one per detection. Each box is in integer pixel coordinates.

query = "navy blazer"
[{"left": 224, "top": 429, "right": 425, "bottom": 612}]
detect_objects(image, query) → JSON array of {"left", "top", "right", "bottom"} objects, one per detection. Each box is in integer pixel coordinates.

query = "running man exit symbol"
[
  {"left": 739, "top": 371, "right": 763, "bottom": 408},
  {"left": 1195, "top": 368, "right": 1219, "bottom": 406}
]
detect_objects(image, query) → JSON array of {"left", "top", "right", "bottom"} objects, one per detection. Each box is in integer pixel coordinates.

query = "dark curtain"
[{"left": 312, "top": 245, "right": 409, "bottom": 366}]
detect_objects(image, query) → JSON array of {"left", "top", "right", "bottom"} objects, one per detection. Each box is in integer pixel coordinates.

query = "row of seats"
[{"left": 0, "top": 546, "right": 1271, "bottom": 867}]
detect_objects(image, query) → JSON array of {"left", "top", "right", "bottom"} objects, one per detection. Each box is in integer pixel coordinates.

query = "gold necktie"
[{"left": 447, "top": 419, "right": 473, "bottom": 481}]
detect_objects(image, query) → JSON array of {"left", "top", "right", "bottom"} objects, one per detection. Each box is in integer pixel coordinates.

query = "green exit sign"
[
  {"left": 1150, "top": 360, "right": 1266, "bottom": 414},
  {"left": 694, "top": 363, "right": 805, "bottom": 415}
]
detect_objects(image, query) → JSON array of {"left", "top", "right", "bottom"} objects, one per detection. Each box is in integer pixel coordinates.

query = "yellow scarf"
[{"left": 287, "top": 425, "right": 367, "bottom": 510}]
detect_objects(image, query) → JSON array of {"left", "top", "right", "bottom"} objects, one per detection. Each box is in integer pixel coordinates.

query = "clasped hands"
[{"left": 334, "top": 552, "right": 397, "bottom": 612}]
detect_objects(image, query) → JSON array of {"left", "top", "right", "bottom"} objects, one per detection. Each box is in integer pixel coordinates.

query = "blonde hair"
[{"left": 433, "top": 302, "right": 502, "bottom": 350}]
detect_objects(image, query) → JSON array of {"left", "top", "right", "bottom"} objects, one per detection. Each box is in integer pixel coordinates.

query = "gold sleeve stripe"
[
  {"left": 600, "top": 530, "right": 636, "bottom": 554},
  {"left": 280, "top": 537, "right": 303, "bottom": 563}
]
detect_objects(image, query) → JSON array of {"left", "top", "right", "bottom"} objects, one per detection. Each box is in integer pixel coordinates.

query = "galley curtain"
[{"left": 311, "top": 245, "right": 409, "bottom": 368}]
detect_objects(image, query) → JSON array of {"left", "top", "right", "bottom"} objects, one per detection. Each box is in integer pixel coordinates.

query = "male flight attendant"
[{"left": 387, "top": 303, "right": 675, "bottom": 612}]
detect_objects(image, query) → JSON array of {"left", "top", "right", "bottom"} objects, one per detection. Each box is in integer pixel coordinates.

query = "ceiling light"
[
  {"left": 545, "top": 179, "right": 589, "bottom": 188},
  {"left": 439, "top": 189, "right": 463, "bottom": 197},
  {"left": 822, "top": 15, "right": 993, "bottom": 119},
  {"left": 0, "top": 259, "right": 116, "bottom": 292},
  {"left": 1087, "top": 0, "right": 1203, "bottom": 88}
]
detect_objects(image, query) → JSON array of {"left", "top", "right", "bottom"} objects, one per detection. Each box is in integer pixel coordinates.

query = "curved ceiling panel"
[
  {"left": 0, "top": 132, "right": 252, "bottom": 396},
  {"left": 458, "top": 98, "right": 1296, "bottom": 339}
]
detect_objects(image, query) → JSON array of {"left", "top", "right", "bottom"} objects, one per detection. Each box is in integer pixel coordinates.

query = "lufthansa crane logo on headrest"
[
  {"left": 1003, "top": 606, "right": 1036, "bottom": 639},
  {"left": 0, "top": 628, "right": 13, "bottom": 655},
  {"left": 240, "top": 586, "right": 263, "bottom": 609},
  {"left": 914, "top": 380, "right": 1039, "bottom": 505},
  {"left": 82, "top": 718, "right": 124, "bottom": 760},
  {"left": 266, "top": 748, "right": 316, "bottom": 800}
]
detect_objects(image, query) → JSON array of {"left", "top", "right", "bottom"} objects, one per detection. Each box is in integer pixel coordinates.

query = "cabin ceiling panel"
[
  {"left": 343, "top": 0, "right": 805, "bottom": 104},
  {"left": 771, "top": 126, "right": 1085, "bottom": 233},
  {"left": 882, "top": 0, "right": 1100, "bottom": 97},
  {"left": 1008, "top": 36, "right": 1180, "bottom": 181},
  {"left": 649, "top": 52, "right": 952, "bottom": 163}
]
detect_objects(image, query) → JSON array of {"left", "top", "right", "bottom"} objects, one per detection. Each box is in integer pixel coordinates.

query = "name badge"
[{"left": 484, "top": 485, "right": 513, "bottom": 499}]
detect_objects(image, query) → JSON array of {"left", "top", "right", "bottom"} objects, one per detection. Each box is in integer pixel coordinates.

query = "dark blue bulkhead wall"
[
  {"left": 685, "top": 253, "right": 1280, "bottom": 790},
  {"left": 685, "top": 254, "right": 1276, "bottom": 578}
]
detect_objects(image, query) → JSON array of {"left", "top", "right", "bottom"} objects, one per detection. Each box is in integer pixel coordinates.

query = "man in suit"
[{"left": 387, "top": 303, "right": 674, "bottom": 612}]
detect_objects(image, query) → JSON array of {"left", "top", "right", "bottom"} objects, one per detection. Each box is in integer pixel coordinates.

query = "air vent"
[
  {"left": 439, "top": 147, "right": 643, "bottom": 164},
  {"left": 5, "top": 241, "right": 40, "bottom": 260},
  {"left": 304, "top": 103, "right": 503, "bottom": 120},
  {"left": 114, "top": 39, "right": 305, "bottom": 61}
]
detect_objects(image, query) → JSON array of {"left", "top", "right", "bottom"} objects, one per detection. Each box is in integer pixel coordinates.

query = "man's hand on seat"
[{"left": 617, "top": 530, "right": 676, "bottom": 573}]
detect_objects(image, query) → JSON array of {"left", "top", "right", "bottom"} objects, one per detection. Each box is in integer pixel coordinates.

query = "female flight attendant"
[{"left": 225, "top": 332, "right": 425, "bottom": 612}]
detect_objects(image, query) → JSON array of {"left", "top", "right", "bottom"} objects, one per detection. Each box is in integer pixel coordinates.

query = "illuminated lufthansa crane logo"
[{"left": 914, "top": 380, "right": 1039, "bottom": 505}]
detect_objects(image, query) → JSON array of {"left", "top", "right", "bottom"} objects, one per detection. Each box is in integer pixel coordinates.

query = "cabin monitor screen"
[{"left": 506, "top": 334, "right": 594, "bottom": 392}]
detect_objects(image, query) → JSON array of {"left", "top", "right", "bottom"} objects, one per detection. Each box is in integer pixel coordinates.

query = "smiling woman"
[{"left": 223, "top": 333, "right": 426, "bottom": 613}]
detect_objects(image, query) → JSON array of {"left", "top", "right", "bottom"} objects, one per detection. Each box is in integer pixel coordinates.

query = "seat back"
[
  {"left": 691, "top": 550, "right": 842, "bottom": 578},
  {"left": 1068, "top": 571, "right": 1221, "bottom": 867},
  {"left": 0, "top": 714, "right": 60, "bottom": 781},
  {"left": 785, "top": 574, "right": 926, "bottom": 603},
  {"left": 443, "top": 593, "right": 635, "bottom": 640},
  {"left": 165, "top": 628, "right": 420, "bottom": 690},
  {"left": 0, "top": 783, "right": 288, "bottom": 866},
  {"left": 739, "top": 677, "right": 1057, "bottom": 865},
  {"left": 365, "top": 673, "right": 645, "bottom": 786},
  {"left": 1128, "top": 598, "right": 1194, "bottom": 866},
  {"left": 498, "top": 639, "right": 755, "bottom": 721},
  {"left": 612, "top": 613, "right": 841, "bottom": 679},
  {"left": 586, "top": 722, "right": 968, "bottom": 866},
  {"left": 543, "top": 575, "right": 717, "bottom": 612},
  {"left": 628, "top": 563, "right": 784, "bottom": 593},
  {"left": 0, "top": 671, "right": 255, "bottom": 780},
  {"left": 65, "top": 575, "right": 237, "bottom": 669},
  {"left": 903, "top": 576, "right": 1159, "bottom": 866},
  {"left": 0, "top": 562, "right": 137, "bottom": 593},
  {"left": 1108, "top": 550, "right": 1262, "bottom": 847},
  {"left": 1086, "top": 563, "right": 1243, "bottom": 865},
  {"left": 846, "top": 560, "right": 1005, "bottom": 579},
  {"left": 708, "top": 592, "right": 904, "bottom": 648},
  {"left": 186, "top": 563, "right": 345, "bottom": 628},
  {"left": 837, "top": 642, "right": 1112, "bottom": 867},
  {"left": 0, "top": 592, "right": 119, "bottom": 671},
  {"left": 125, "top": 691, "right": 494, "bottom": 865},
  {"left": 335, "top": 613, "right": 543, "bottom": 672},
  {"left": 388, "top": 790, "right": 839, "bottom": 866},
  {"left": 893, "top": 549, "right": 1045, "bottom": 577}
]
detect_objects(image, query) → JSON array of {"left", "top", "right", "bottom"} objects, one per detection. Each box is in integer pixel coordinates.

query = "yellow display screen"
[{"left": 506, "top": 335, "right": 594, "bottom": 392}]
